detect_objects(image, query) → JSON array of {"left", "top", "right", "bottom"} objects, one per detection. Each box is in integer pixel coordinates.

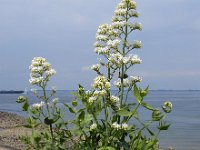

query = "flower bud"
[{"left": 162, "top": 101, "right": 173, "bottom": 113}]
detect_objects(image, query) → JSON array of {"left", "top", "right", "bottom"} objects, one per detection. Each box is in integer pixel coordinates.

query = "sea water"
[{"left": 0, "top": 90, "right": 200, "bottom": 150}]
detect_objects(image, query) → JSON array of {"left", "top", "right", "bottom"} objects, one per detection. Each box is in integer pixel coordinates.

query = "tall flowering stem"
[
  {"left": 29, "top": 57, "right": 56, "bottom": 117},
  {"left": 94, "top": 0, "right": 142, "bottom": 119},
  {"left": 73, "top": 0, "right": 173, "bottom": 149}
]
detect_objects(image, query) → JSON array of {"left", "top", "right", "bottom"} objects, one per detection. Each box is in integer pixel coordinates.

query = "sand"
[{"left": 0, "top": 111, "right": 30, "bottom": 150}]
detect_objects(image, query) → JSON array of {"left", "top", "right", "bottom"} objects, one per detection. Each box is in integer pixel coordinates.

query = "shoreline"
[{"left": 0, "top": 111, "right": 30, "bottom": 150}]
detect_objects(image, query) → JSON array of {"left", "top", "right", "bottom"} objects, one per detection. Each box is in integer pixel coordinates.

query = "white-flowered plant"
[
  {"left": 17, "top": 57, "right": 71, "bottom": 149},
  {"left": 17, "top": 0, "right": 172, "bottom": 149},
  {"left": 71, "top": 0, "right": 172, "bottom": 149}
]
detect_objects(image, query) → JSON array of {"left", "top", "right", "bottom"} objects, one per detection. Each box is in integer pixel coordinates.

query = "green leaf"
[
  {"left": 117, "top": 109, "right": 132, "bottom": 117},
  {"left": 141, "top": 102, "right": 155, "bottom": 111},
  {"left": 72, "top": 100, "right": 78, "bottom": 107},
  {"left": 78, "top": 111, "right": 85, "bottom": 122},
  {"left": 146, "top": 128, "right": 155, "bottom": 136},
  {"left": 33, "top": 135, "right": 41, "bottom": 143},
  {"left": 152, "top": 110, "right": 163, "bottom": 121},
  {"left": 133, "top": 84, "right": 142, "bottom": 103},
  {"left": 56, "top": 107, "right": 60, "bottom": 114},
  {"left": 64, "top": 104, "right": 75, "bottom": 113},
  {"left": 158, "top": 124, "right": 170, "bottom": 130},
  {"left": 140, "top": 86, "right": 149, "bottom": 97},
  {"left": 22, "top": 101, "right": 29, "bottom": 111},
  {"left": 158, "top": 121, "right": 171, "bottom": 130}
]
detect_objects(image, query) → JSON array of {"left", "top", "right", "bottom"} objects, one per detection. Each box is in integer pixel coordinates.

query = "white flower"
[
  {"left": 128, "top": 10, "right": 139, "bottom": 17},
  {"left": 112, "top": 21, "right": 127, "bottom": 28},
  {"left": 97, "top": 24, "right": 110, "bottom": 34},
  {"left": 123, "top": 56, "right": 130, "bottom": 64},
  {"left": 91, "top": 64, "right": 100, "bottom": 71},
  {"left": 92, "top": 75, "right": 110, "bottom": 90},
  {"left": 99, "top": 90, "right": 107, "bottom": 96},
  {"left": 32, "top": 101, "right": 45, "bottom": 110},
  {"left": 130, "top": 76, "right": 142, "bottom": 83},
  {"left": 93, "top": 90, "right": 107, "bottom": 97},
  {"left": 95, "top": 47, "right": 110, "bottom": 54},
  {"left": 117, "top": 2, "right": 126, "bottom": 9},
  {"left": 88, "top": 96, "right": 97, "bottom": 103},
  {"left": 96, "top": 35, "right": 108, "bottom": 41},
  {"left": 109, "top": 52, "right": 123, "bottom": 67},
  {"left": 110, "top": 95, "right": 120, "bottom": 103},
  {"left": 114, "top": 78, "right": 130, "bottom": 88},
  {"left": 130, "top": 55, "right": 142, "bottom": 64},
  {"left": 29, "top": 77, "right": 43, "bottom": 85},
  {"left": 121, "top": 123, "right": 129, "bottom": 130},
  {"left": 133, "top": 40, "right": 142, "bottom": 48},
  {"left": 46, "top": 69, "right": 56, "bottom": 76},
  {"left": 114, "top": 79, "right": 121, "bottom": 88},
  {"left": 85, "top": 90, "right": 92, "bottom": 95},
  {"left": 129, "top": 22, "right": 142, "bottom": 30},
  {"left": 107, "top": 39, "right": 121, "bottom": 48},
  {"left": 90, "top": 123, "right": 97, "bottom": 131},
  {"left": 115, "top": 8, "right": 127, "bottom": 16},
  {"left": 112, "top": 122, "right": 121, "bottom": 130},
  {"left": 29, "top": 57, "right": 56, "bottom": 85},
  {"left": 123, "top": 78, "right": 130, "bottom": 87}
]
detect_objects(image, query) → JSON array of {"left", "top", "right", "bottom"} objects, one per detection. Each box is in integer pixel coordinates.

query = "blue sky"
[{"left": 0, "top": 0, "right": 199, "bottom": 90}]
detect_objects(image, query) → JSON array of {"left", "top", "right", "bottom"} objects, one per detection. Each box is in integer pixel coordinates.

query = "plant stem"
[
  {"left": 41, "top": 83, "right": 50, "bottom": 117},
  {"left": 49, "top": 123, "right": 55, "bottom": 149}
]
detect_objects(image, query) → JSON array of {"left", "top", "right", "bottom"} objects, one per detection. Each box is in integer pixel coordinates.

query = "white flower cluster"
[
  {"left": 29, "top": 57, "right": 56, "bottom": 85},
  {"left": 112, "top": 122, "right": 129, "bottom": 130},
  {"left": 88, "top": 75, "right": 110, "bottom": 104},
  {"left": 130, "top": 76, "right": 142, "bottom": 83},
  {"left": 114, "top": 78, "right": 130, "bottom": 87},
  {"left": 114, "top": 76, "right": 142, "bottom": 88},
  {"left": 107, "top": 39, "right": 121, "bottom": 48},
  {"left": 126, "top": 40, "right": 142, "bottom": 49},
  {"left": 89, "top": 75, "right": 110, "bottom": 104},
  {"left": 31, "top": 101, "right": 45, "bottom": 110},
  {"left": 92, "top": 75, "right": 110, "bottom": 90},
  {"left": 129, "top": 22, "right": 142, "bottom": 31},
  {"left": 110, "top": 95, "right": 120, "bottom": 103},
  {"left": 95, "top": 24, "right": 121, "bottom": 55},
  {"left": 91, "top": 64, "right": 100, "bottom": 72},
  {"left": 88, "top": 90, "right": 107, "bottom": 104},
  {"left": 112, "top": 0, "right": 140, "bottom": 29},
  {"left": 90, "top": 123, "right": 97, "bottom": 131},
  {"left": 109, "top": 53, "right": 142, "bottom": 67}
]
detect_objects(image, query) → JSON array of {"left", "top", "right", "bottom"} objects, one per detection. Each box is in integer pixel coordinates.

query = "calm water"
[{"left": 0, "top": 90, "right": 200, "bottom": 150}]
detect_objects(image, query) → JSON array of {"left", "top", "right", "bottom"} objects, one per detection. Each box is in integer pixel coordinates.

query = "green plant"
[
  {"left": 17, "top": 0, "right": 172, "bottom": 149},
  {"left": 68, "top": 0, "right": 172, "bottom": 149},
  {"left": 17, "top": 57, "right": 72, "bottom": 150}
]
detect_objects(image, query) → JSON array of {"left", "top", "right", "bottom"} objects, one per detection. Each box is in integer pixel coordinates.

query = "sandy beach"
[{"left": 0, "top": 111, "right": 30, "bottom": 150}]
